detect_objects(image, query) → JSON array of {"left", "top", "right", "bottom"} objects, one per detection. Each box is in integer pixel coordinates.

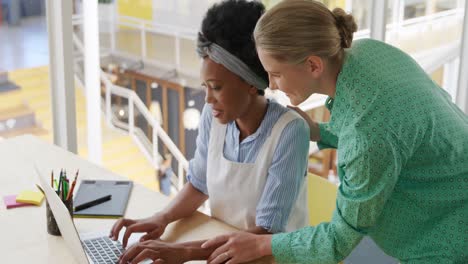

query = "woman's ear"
[{"left": 305, "top": 55, "right": 324, "bottom": 78}]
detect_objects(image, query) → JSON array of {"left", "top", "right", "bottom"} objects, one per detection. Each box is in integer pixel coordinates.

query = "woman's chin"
[{"left": 215, "top": 116, "right": 230, "bottom": 124}]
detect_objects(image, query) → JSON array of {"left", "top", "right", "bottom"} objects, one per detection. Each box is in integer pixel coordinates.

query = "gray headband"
[{"left": 196, "top": 33, "right": 268, "bottom": 90}]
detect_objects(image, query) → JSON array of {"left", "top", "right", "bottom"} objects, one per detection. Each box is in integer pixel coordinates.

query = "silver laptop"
[{"left": 37, "top": 167, "right": 151, "bottom": 264}]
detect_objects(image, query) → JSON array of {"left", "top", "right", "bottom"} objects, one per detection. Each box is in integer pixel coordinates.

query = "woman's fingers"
[
  {"left": 226, "top": 259, "right": 239, "bottom": 264},
  {"left": 110, "top": 218, "right": 135, "bottom": 240},
  {"left": 119, "top": 243, "right": 140, "bottom": 264},
  {"left": 209, "top": 249, "right": 231, "bottom": 264},
  {"left": 122, "top": 222, "right": 151, "bottom": 248},
  {"left": 207, "top": 242, "right": 230, "bottom": 264},
  {"left": 201, "top": 234, "right": 229, "bottom": 248},
  {"left": 130, "top": 249, "right": 160, "bottom": 264},
  {"left": 140, "top": 228, "right": 163, "bottom": 242}
]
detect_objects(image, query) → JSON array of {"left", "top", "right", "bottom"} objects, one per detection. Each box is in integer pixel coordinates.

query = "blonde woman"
[{"left": 203, "top": 1, "right": 468, "bottom": 263}]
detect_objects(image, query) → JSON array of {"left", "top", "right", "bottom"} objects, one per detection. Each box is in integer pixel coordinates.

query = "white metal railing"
[{"left": 72, "top": 31, "right": 189, "bottom": 192}]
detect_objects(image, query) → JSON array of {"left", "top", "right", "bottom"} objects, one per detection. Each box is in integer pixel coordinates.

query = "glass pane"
[
  {"left": 262, "top": 0, "right": 282, "bottom": 9},
  {"left": 385, "top": 0, "right": 464, "bottom": 101},
  {"left": 116, "top": 27, "right": 142, "bottom": 56},
  {"left": 134, "top": 103, "right": 151, "bottom": 145},
  {"left": 151, "top": 0, "right": 219, "bottom": 30},
  {"left": 179, "top": 39, "right": 200, "bottom": 75},
  {"left": 264, "top": 0, "right": 348, "bottom": 11},
  {"left": 404, "top": 0, "right": 427, "bottom": 20},
  {"left": 167, "top": 88, "right": 181, "bottom": 150},
  {"left": 386, "top": 0, "right": 397, "bottom": 25},
  {"left": 111, "top": 96, "right": 130, "bottom": 130},
  {"left": 430, "top": 66, "right": 444, "bottom": 87},
  {"left": 387, "top": 3, "right": 463, "bottom": 54},
  {"left": 183, "top": 88, "right": 205, "bottom": 160},
  {"left": 147, "top": 32, "right": 176, "bottom": 65},
  {"left": 351, "top": 0, "right": 371, "bottom": 31},
  {"left": 264, "top": 0, "right": 370, "bottom": 31},
  {"left": 321, "top": 0, "right": 347, "bottom": 9},
  {"left": 434, "top": 0, "right": 458, "bottom": 12},
  {"left": 178, "top": 0, "right": 192, "bottom": 16}
]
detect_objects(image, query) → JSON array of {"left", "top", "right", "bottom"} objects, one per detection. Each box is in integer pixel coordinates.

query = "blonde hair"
[{"left": 254, "top": 0, "right": 357, "bottom": 64}]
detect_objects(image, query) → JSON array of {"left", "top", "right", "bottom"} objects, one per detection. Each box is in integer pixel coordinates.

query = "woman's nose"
[
  {"left": 205, "top": 89, "right": 214, "bottom": 104},
  {"left": 268, "top": 75, "right": 278, "bottom": 90},
  {"left": 269, "top": 81, "right": 278, "bottom": 90}
]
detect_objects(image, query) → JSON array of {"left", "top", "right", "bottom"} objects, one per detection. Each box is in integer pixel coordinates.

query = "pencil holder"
[{"left": 46, "top": 198, "right": 73, "bottom": 236}]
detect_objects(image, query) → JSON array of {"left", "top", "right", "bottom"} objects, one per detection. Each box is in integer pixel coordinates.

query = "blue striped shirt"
[{"left": 187, "top": 99, "right": 310, "bottom": 233}]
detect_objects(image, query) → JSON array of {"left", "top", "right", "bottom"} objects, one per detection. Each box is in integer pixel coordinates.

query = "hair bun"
[{"left": 332, "top": 8, "right": 357, "bottom": 49}]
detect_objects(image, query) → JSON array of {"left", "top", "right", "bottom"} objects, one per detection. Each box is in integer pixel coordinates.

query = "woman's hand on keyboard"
[
  {"left": 109, "top": 212, "right": 170, "bottom": 248},
  {"left": 118, "top": 240, "right": 188, "bottom": 264}
]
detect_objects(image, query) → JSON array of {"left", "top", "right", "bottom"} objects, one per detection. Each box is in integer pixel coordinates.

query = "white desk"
[{"left": 0, "top": 135, "right": 272, "bottom": 263}]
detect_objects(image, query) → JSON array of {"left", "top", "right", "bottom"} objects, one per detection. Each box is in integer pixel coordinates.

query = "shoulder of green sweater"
[
  {"left": 351, "top": 38, "right": 386, "bottom": 49},
  {"left": 350, "top": 38, "right": 410, "bottom": 61},
  {"left": 347, "top": 38, "right": 399, "bottom": 61}
]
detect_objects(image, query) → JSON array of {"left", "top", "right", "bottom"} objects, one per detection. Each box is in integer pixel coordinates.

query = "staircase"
[{"left": 2, "top": 66, "right": 159, "bottom": 191}]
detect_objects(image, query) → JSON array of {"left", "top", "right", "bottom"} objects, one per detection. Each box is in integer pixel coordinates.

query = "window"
[
  {"left": 350, "top": 0, "right": 371, "bottom": 31},
  {"left": 403, "top": 0, "right": 427, "bottom": 20},
  {"left": 434, "top": 0, "right": 458, "bottom": 12}
]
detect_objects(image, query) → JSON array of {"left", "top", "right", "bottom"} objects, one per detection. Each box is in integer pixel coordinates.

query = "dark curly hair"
[{"left": 200, "top": 0, "right": 267, "bottom": 95}]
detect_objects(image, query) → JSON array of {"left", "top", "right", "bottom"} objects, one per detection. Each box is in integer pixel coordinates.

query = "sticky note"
[
  {"left": 3, "top": 195, "right": 32, "bottom": 209},
  {"left": 16, "top": 190, "right": 44, "bottom": 206}
]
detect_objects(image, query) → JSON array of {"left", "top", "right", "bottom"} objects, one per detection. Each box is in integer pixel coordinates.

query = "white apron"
[{"left": 206, "top": 110, "right": 309, "bottom": 232}]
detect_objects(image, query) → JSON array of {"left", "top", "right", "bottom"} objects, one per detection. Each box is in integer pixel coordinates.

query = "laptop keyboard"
[{"left": 83, "top": 236, "right": 123, "bottom": 264}]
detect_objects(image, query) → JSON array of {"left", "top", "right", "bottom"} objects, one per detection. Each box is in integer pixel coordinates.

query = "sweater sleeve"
[
  {"left": 271, "top": 134, "right": 404, "bottom": 263},
  {"left": 317, "top": 122, "right": 339, "bottom": 150}
]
